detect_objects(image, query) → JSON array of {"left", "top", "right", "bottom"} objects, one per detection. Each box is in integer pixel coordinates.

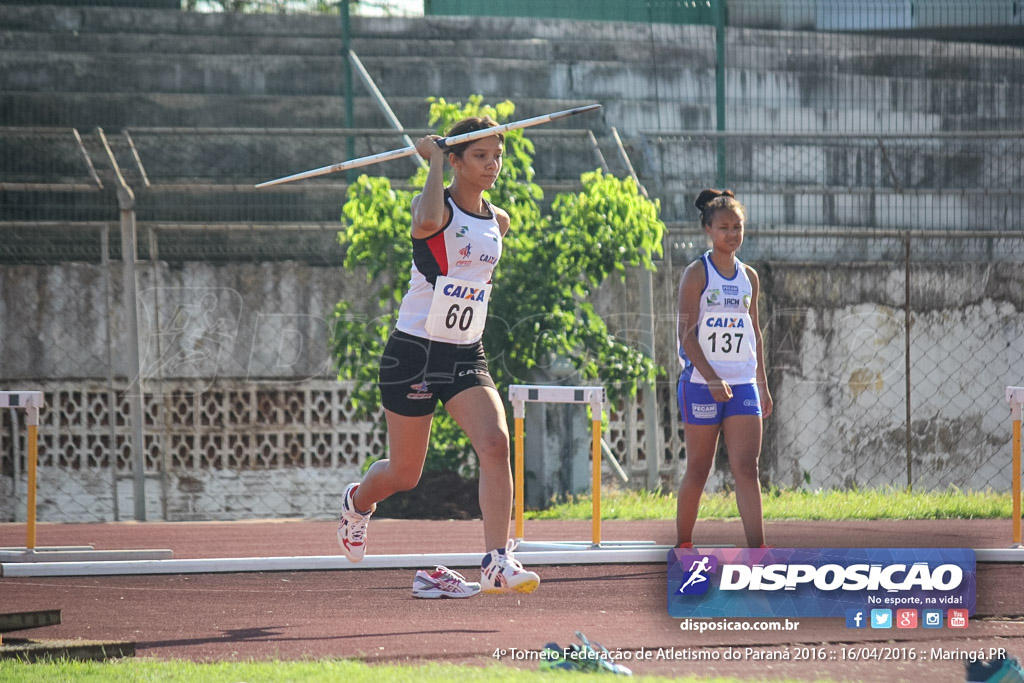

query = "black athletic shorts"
[{"left": 378, "top": 329, "right": 497, "bottom": 417}]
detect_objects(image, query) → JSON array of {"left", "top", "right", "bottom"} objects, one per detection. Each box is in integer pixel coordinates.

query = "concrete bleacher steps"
[
  {"left": 659, "top": 188, "right": 1022, "bottom": 232},
  {"left": 0, "top": 128, "right": 588, "bottom": 225},
  {"left": 1, "top": 2, "right": 1021, "bottom": 233},
  {"left": 644, "top": 137, "right": 1024, "bottom": 189},
  {"left": 3, "top": 75, "right": 1018, "bottom": 138},
  {"left": 109, "top": 128, "right": 600, "bottom": 187},
  {"left": 671, "top": 226, "right": 1024, "bottom": 264},
  {"left": 4, "top": 4, "right": 1020, "bottom": 134},
  {"left": 13, "top": 4, "right": 1015, "bottom": 87},
  {"left": 3, "top": 44, "right": 1020, "bottom": 131},
  {"left": 0, "top": 91, "right": 602, "bottom": 133}
]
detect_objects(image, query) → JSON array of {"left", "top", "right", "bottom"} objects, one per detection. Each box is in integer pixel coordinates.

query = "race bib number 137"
[{"left": 699, "top": 312, "right": 754, "bottom": 363}]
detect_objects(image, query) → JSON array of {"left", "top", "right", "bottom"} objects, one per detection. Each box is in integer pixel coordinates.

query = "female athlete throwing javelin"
[
  {"left": 675, "top": 189, "right": 773, "bottom": 549},
  {"left": 337, "top": 116, "right": 540, "bottom": 597}
]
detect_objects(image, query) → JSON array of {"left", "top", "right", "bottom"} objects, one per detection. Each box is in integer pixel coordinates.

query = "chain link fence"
[
  {"left": 599, "top": 230, "right": 1024, "bottom": 496},
  {"left": 0, "top": 223, "right": 388, "bottom": 522},
  {"left": 2, "top": 0, "right": 1023, "bottom": 521}
]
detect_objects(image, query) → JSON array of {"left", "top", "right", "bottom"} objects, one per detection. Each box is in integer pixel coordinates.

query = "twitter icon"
[{"left": 870, "top": 609, "right": 893, "bottom": 629}]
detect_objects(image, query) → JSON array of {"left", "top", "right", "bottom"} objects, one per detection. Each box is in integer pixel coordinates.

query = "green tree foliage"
[{"left": 331, "top": 96, "right": 665, "bottom": 476}]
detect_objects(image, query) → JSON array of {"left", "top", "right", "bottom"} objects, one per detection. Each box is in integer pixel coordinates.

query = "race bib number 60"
[
  {"left": 699, "top": 312, "right": 755, "bottom": 362},
  {"left": 424, "top": 276, "right": 491, "bottom": 343}
]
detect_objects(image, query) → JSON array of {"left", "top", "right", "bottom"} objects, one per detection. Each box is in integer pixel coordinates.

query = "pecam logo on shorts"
[
  {"left": 692, "top": 403, "right": 718, "bottom": 418},
  {"left": 677, "top": 555, "right": 718, "bottom": 596},
  {"left": 704, "top": 317, "right": 746, "bottom": 328},
  {"left": 441, "top": 283, "right": 487, "bottom": 302},
  {"left": 743, "top": 399, "right": 759, "bottom": 407},
  {"left": 407, "top": 381, "right": 433, "bottom": 400}
]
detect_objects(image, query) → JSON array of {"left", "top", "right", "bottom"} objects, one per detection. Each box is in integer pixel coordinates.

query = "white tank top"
[
  {"left": 679, "top": 251, "right": 758, "bottom": 385},
  {"left": 395, "top": 189, "right": 503, "bottom": 343}
]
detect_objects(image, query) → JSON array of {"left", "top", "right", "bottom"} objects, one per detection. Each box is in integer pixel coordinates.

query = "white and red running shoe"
[
  {"left": 337, "top": 483, "right": 372, "bottom": 562},
  {"left": 480, "top": 539, "right": 540, "bottom": 594},
  {"left": 411, "top": 566, "right": 482, "bottom": 599}
]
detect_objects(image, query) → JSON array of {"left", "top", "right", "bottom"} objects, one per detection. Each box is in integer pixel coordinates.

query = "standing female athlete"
[
  {"left": 675, "top": 189, "right": 773, "bottom": 549},
  {"left": 336, "top": 116, "right": 540, "bottom": 597}
]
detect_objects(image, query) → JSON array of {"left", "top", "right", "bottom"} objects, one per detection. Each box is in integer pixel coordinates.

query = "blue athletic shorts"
[{"left": 677, "top": 376, "right": 762, "bottom": 425}]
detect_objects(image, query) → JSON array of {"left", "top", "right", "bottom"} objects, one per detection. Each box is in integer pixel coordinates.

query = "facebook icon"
[{"left": 845, "top": 609, "right": 867, "bottom": 629}]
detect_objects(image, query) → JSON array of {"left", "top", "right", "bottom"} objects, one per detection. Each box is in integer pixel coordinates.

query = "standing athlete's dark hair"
[{"left": 695, "top": 188, "right": 746, "bottom": 227}]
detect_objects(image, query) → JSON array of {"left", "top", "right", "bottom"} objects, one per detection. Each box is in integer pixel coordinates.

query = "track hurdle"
[
  {"left": 1, "top": 392, "right": 44, "bottom": 550},
  {"left": 510, "top": 384, "right": 605, "bottom": 546},
  {"left": 0, "top": 390, "right": 173, "bottom": 564},
  {"left": 1007, "top": 386, "right": 1024, "bottom": 548},
  {"left": 509, "top": 384, "right": 645, "bottom": 549}
]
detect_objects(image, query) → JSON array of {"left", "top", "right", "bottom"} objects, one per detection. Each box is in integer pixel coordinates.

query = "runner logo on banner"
[{"left": 667, "top": 548, "right": 976, "bottom": 618}]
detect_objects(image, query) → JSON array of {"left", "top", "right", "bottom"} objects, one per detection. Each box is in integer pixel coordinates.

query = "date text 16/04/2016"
[{"left": 492, "top": 646, "right": 1009, "bottom": 663}]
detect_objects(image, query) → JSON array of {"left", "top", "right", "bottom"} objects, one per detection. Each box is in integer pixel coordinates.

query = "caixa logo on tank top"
[{"left": 424, "top": 276, "right": 492, "bottom": 344}]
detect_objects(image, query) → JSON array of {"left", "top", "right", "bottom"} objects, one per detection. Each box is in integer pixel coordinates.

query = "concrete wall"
[
  {"left": 762, "top": 262, "right": 1024, "bottom": 491},
  {"left": 596, "top": 256, "right": 1024, "bottom": 494},
  {"left": 0, "top": 258, "right": 371, "bottom": 382},
  {"left": 4, "top": 256, "right": 1024, "bottom": 523}
]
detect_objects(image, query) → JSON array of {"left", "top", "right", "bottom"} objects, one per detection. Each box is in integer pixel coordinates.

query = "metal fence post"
[
  {"left": 340, "top": 0, "right": 356, "bottom": 183},
  {"left": 611, "top": 127, "right": 663, "bottom": 488},
  {"left": 98, "top": 127, "right": 147, "bottom": 521},
  {"left": 904, "top": 233, "right": 913, "bottom": 490},
  {"left": 101, "top": 225, "right": 120, "bottom": 521},
  {"left": 714, "top": 0, "right": 727, "bottom": 187}
]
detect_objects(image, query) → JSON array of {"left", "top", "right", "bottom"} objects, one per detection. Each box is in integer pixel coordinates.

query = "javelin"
[{"left": 254, "top": 103, "right": 602, "bottom": 188}]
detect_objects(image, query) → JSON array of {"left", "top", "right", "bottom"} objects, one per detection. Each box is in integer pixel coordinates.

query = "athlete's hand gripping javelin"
[{"left": 414, "top": 134, "right": 446, "bottom": 161}]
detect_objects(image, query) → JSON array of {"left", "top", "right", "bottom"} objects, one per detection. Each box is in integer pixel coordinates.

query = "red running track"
[{"left": 1, "top": 518, "right": 1022, "bottom": 682}]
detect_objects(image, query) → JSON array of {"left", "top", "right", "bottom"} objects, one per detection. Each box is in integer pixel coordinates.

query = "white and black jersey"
[{"left": 395, "top": 188, "right": 503, "bottom": 344}]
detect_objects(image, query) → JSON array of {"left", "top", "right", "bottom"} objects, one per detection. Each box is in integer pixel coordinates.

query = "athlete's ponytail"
[{"left": 695, "top": 189, "right": 745, "bottom": 227}]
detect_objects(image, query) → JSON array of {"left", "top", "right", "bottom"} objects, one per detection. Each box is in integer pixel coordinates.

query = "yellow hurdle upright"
[
  {"left": 1007, "top": 387, "right": 1024, "bottom": 547},
  {"left": 514, "top": 415, "right": 525, "bottom": 540},
  {"left": 509, "top": 385, "right": 606, "bottom": 547},
  {"left": 591, "top": 413, "right": 602, "bottom": 547},
  {"left": 0, "top": 391, "right": 46, "bottom": 550}
]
